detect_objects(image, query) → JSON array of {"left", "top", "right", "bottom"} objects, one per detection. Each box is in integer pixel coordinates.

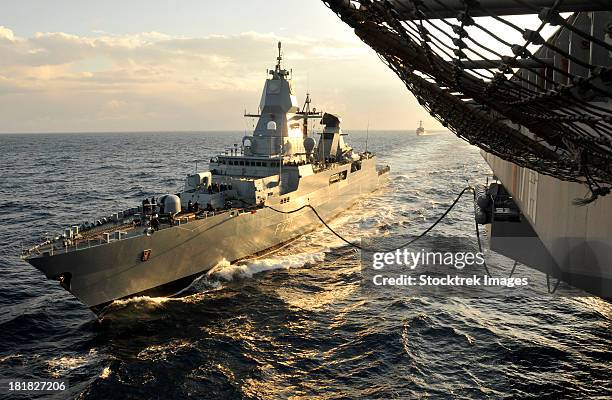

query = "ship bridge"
[{"left": 243, "top": 42, "right": 317, "bottom": 159}]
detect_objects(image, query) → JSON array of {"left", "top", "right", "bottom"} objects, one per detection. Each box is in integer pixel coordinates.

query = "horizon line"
[{"left": 0, "top": 128, "right": 449, "bottom": 135}]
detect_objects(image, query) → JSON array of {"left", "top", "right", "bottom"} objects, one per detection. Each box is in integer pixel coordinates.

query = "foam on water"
[
  {"left": 206, "top": 252, "right": 327, "bottom": 282},
  {"left": 136, "top": 339, "right": 194, "bottom": 361},
  {"left": 47, "top": 349, "right": 99, "bottom": 378},
  {"left": 108, "top": 290, "right": 215, "bottom": 309},
  {"left": 111, "top": 296, "right": 174, "bottom": 307},
  {"left": 99, "top": 366, "right": 111, "bottom": 379},
  {"left": 108, "top": 253, "right": 331, "bottom": 311}
]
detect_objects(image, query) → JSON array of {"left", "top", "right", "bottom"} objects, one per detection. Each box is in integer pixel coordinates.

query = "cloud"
[
  {"left": 0, "top": 26, "right": 16, "bottom": 41},
  {"left": 0, "top": 26, "right": 429, "bottom": 132}
]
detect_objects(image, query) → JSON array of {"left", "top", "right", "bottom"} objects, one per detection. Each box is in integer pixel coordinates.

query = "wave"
[
  {"left": 136, "top": 339, "right": 194, "bottom": 361},
  {"left": 46, "top": 348, "right": 99, "bottom": 378},
  {"left": 206, "top": 252, "right": 326, "bottom": 282},
  {"left": 104, "top": 252, "right": 323, "bottom": 310},
  {"left": 100, "top": 366, "right": 112, "bottom": 379},
  {"left": 0, "top": 353, "right": 22, "bottom": 363},
  {"left": 110, "top": 295, "right": 175, "bottom": 307}
]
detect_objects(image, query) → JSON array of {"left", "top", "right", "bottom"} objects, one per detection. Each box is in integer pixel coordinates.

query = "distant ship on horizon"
[{"left": 416, "top": 120, "right": 426, "bottom": 136}]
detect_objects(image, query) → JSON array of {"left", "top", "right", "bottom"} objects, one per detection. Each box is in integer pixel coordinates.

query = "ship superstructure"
[{"left": 21, "top": 43, "right": 390, "bottom": 314}]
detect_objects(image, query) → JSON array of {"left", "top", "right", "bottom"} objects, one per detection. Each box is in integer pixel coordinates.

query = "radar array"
[{"left": 322, "top": 0, "right": 612, "bottom": 199}]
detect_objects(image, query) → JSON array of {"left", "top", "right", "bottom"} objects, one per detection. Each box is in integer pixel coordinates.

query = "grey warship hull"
[
  {"left": 27, "top": 159, "right": 388, "bottom": 313},
  {"left": 23, "top": 43, "right": 392, "bottom": 314}
]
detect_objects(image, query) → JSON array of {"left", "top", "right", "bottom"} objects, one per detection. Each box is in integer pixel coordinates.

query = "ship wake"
[{"left": 205, "top": 252, "right": 326, "bottom": 283}]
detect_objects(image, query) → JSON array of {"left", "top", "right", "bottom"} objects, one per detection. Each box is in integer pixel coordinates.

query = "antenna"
[
  {"left": 276, "top": 41, "right": 282, "bottom": 72},
  {"left": 302, "top": 93, "right": 311, "bottom": 139}
]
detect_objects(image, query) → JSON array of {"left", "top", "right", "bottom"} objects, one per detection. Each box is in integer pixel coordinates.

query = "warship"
[
  {"left": 415, "top": 120, "right": 426, "bottom": 136},
  {"left": 21, "top": 43, "right": 390, "bottom": 315}
]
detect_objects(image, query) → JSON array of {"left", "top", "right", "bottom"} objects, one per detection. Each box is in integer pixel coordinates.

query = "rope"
[
  {"left": 474, "top": 216, "right": 493, "bottom": 278},
  {"left": 509, "top": 260, "right": 518, "bottom": 278},
  {"left": 546, "top": 273, "right": 562, "bottom": 294},
  {"left": 265, "top": 187, "right": 493, "bottom": 277}
]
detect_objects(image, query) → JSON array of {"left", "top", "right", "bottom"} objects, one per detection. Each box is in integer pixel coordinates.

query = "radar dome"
[
  {"left": 159, "top": 194, "right": 181, "bottom": 215},
  {"left": 303, "top": 137, "right": 316, "bottom": 155}
]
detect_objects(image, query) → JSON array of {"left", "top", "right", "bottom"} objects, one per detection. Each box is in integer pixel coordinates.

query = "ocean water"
[{"left": 0, "top": 131, "right": 610, "bottom": 399}]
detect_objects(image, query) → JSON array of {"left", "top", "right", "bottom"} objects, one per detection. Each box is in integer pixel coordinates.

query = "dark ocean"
[{"left": 0, "top": 131, "right": 610, "bottom": 399}]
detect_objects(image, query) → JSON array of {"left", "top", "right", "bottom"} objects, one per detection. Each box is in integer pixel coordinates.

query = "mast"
[
  {"left": 297, "top": 93, "right": 322, "bottom": 140},
  {"left": 276, "top": 41, "right": 282, "bottom": 73},
  {"left": 301, "top": 93, "right": 312, "bottom": 139}
]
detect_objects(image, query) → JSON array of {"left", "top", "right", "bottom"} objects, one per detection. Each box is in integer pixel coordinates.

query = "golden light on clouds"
[{"left": 0, "top": 26, "right": 439, "bottom": 133}]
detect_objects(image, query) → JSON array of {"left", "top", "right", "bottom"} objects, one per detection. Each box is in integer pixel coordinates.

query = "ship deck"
[{"left": 22, "top": 208, "right": 249, "bottom": 260}]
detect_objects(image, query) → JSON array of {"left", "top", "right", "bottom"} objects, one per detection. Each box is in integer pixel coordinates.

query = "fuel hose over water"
[{"left": 265, "top": 186, "right": 494, "bottom": 278}]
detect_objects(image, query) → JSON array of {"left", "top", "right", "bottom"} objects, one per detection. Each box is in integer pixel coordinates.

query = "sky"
[
  {"left": 0, "top": 0, "right": 447, "bottom": 133},
  {"left": 0, "top": 1, "right": 557, "bottom": 134}
]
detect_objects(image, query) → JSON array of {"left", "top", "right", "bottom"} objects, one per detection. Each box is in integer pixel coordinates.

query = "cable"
[
  {"left": 265, "top": 186, "right": 495, "bottom": 277},
  {"left": 546, "top": 273, "right": 562, "bottom": 294},
  {"left": 509, "top": 260, "right": 518, "bottom": 278},
  {"left": 267, "top": 187, "right": 467, "bottom": 249},
  {"left": 474, "top": 218, "right": 493, "bottom": 278}
]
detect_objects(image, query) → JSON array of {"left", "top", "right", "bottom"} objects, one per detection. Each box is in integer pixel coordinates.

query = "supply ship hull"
[
  {"left": 27, "top": 159, "right": 388, "bottom": 314},
  {"left": 321, "top": 2, "right": 612, "bottom": 298}
]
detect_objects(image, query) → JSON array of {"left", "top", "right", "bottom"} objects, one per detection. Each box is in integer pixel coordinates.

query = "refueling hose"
[{"left": 265, "top": 186, "right": 493, "bottom": 277}]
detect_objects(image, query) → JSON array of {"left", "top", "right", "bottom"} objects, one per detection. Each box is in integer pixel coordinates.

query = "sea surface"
[{"left": 0, "top": 131, "right": 610, "bottom": 399}]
